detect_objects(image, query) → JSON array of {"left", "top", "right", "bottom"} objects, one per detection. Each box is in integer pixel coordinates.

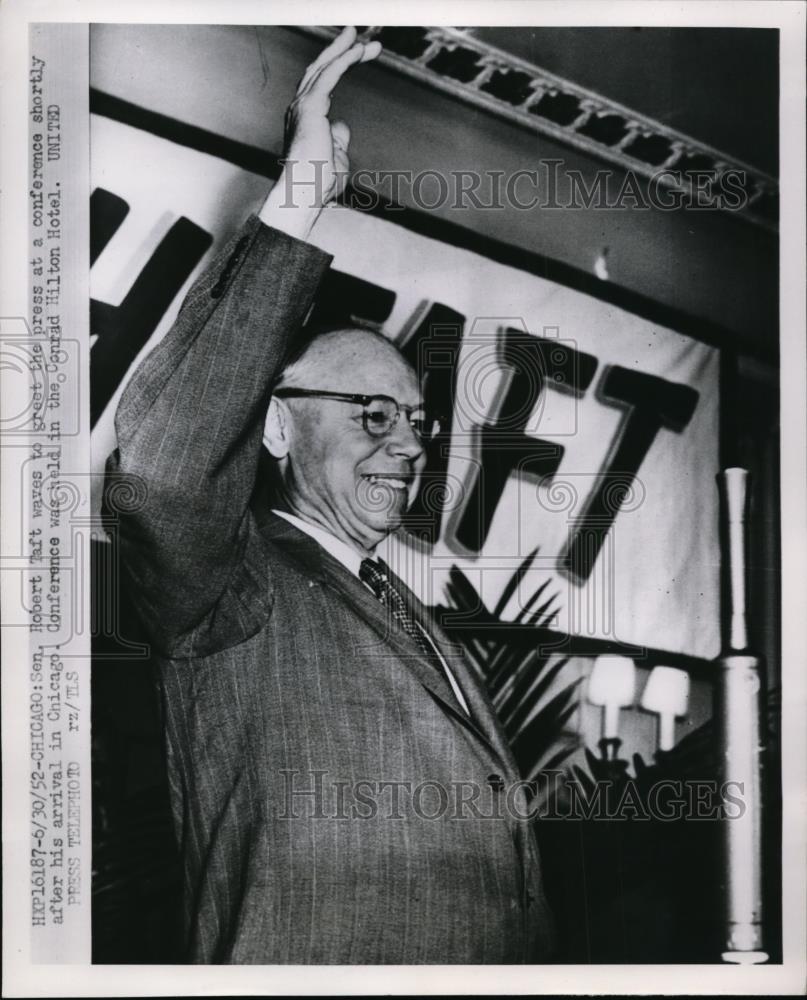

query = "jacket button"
[
  {"left": 487, "top": 773, "right": 505, "bottom": 791},
  {"left": 227, "top": 239, "right": 248, "bottom": 269}
]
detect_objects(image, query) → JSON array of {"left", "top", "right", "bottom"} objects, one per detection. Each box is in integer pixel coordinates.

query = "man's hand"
[{"left": 259, "top": 27, "right": 382, "bottom": 240}]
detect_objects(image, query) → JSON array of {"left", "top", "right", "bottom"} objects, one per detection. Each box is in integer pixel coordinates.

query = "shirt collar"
[{"left": 270, "top": 509, "right": 377, "bottom": 578}]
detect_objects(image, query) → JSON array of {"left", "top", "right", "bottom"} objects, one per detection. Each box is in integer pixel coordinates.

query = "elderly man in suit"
[{"left": 108, "top": 27, "right": 554, "bottom": 964}]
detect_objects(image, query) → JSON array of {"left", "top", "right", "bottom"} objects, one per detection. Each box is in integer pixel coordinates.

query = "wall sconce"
[
  {"left": 587, "top": 655, "right": 636, "bottom": 757},
  {"left": 640, "top": 665, "right": 690, "bottom": 752}
]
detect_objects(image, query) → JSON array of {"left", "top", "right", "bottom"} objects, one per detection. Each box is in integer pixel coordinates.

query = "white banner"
[{"left": 90, "top": 114, "right": 720, "bottom": 659}]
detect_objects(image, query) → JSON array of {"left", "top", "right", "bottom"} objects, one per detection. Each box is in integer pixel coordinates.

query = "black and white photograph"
[{"left": 1, "top": 2, "right": 805, "bottom": 995}]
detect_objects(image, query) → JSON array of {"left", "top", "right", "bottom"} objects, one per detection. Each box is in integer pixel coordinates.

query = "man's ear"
[{"left": 263, "top": 396, "right": 291, "bottom": 458}]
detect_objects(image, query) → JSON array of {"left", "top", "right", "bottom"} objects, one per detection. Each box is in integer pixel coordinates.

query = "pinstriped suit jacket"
[{"left": 107, "top": 214, "right": 555, "bottom": 964}]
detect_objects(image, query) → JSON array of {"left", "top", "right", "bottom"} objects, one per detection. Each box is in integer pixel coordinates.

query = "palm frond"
[
  {"left": 444, "top": 566, "right": 488, "bottom": 619},
  {"left": 492, "top": 546, "right": 539, "bottom": 619},
  {"left": 510, "top": 680, "right": 581, "bottom": 776},
  {"left": 501, "top": 657, "right": 570, "bottom": 734},
  {"left": 512, "top": 577, "right": 552, "bottom": 624},
  {"left": 540, "top": 742, "right": 581, "bottom": 774},
  {"left": 492, "top": 646, "right": 542, "bottom": 712},
  {"left": 441, "top": 558, "right": 576, "bottom": 785},
  {"left": 525, "top": 597, "right": 559, "bottom": 628}
]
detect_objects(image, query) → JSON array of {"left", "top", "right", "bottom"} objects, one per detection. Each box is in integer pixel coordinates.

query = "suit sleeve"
[{"left": 104, "top": 214, "right": 332, "bottom": 657}]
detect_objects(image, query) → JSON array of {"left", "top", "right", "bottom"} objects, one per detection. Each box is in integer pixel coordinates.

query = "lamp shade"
[
  {"left": 641, "top": 665, "right": 691, "bottom": 751},
  {"left": 587, "top": 656, "right": 636, "bottom": 740}
]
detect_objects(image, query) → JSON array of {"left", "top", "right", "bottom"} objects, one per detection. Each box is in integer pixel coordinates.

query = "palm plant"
[
  {"left": 438, "top": 546, "right": 582, "bottom": 782},
  {"left": 438, "top": 551, "right": 782, "bottom": 963}
]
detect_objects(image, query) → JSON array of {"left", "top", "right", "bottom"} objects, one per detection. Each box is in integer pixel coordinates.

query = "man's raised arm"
[{"left": 105, "top": 28, "right": 381, "bottom": 656}]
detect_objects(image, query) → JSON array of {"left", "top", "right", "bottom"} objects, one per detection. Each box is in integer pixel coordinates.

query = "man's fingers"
[
  {"left": 331, "top": 120, "right": 351, "bottom": 151},
  {"left": 359, "top": 39, "right": 382, "bottom": 62},
  {"left": 298, "top": 26, "right": 356, "bottom": 91},
  {"left": 309, "top": 40, "right": 377, "bottom": 99}
]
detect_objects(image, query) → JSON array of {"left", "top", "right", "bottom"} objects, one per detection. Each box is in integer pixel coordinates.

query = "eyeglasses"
[{"left": 272, "top": 388, "right": 442, "bottom": 442}]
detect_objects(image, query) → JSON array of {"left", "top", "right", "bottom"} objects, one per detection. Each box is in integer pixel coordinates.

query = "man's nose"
[{"left": 386, "top": 414, "right": 425, "bottom": 462}]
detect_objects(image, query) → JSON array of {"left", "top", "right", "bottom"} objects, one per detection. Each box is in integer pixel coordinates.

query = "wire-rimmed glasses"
[{"left": 272, "top": 388, "right": 442, "bottom": 442}]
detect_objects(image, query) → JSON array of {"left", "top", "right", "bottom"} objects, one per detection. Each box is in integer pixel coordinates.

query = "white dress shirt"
[{"left": 271, "top": 509, "right": 471, "bottom": 715}]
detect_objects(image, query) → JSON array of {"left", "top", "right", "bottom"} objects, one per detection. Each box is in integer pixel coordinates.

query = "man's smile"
[{"left": 362, "top": 472, "right": 415, "bottom": 490}]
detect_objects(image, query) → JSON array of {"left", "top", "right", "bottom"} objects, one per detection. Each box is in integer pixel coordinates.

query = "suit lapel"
[
  {"left": 257, "top": 513, "right": 513, "bottom": 772},
  {"left": 257, "top": 513, "right": 458, "bottom": 706},
  {"left": 384, "top": 562, "right": 522, "bottom": 780}
]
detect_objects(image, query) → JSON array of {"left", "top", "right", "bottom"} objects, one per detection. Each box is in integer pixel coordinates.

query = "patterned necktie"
[
  {"left": 359, "top": 558, "right": 471, "bottom": 717},
  {"left": 359, "top": 558, "right": 436, "bottom": 662}
]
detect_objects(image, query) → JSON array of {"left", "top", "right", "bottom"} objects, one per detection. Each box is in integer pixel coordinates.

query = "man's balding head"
[{"left": 275, "top": 326, "right": 417, "bottom": 395}]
